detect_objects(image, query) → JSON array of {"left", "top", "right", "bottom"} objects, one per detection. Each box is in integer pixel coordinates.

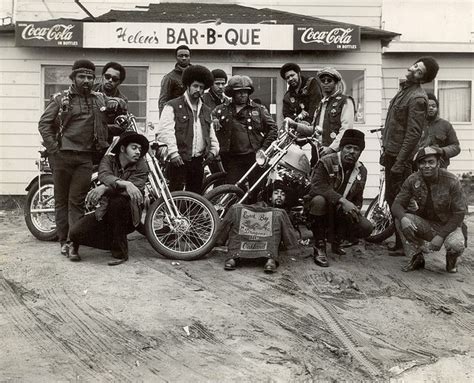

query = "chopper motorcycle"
[{"left": 24, "top": 113, "right": 220, "bottom": 260}]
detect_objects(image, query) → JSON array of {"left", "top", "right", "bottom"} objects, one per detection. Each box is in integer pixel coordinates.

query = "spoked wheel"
[
  {"left": 24, "top": 175, "right": 57, "bottom": 241},
  {"left": 144, "top": 191, "right": 219, "bottom": 260},
  {"left": 204, "top": 184, "right": 245, "bottom": 219},
  {"left": 364, "top": 194, "right": 395, "bottom": 243},
  {"left": 202, "top": 172, "right": 226, "bottom": 195}
]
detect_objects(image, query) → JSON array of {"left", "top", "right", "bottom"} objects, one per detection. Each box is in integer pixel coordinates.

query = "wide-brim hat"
[{"left": 112, "top": 131, "right": 149, "bottom": 157}]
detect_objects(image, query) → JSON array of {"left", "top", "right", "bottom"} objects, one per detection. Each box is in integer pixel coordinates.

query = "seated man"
[
  {"left": 307, "top": 129, "right": 373, "bottom": 267},
  {"left": 392, "top": 146, "right": 466, "bottom": 273},
  {"left": 69, "top": 131, "right": 149, "bottom": 265},
  {"left": 215, "top": 180, "right": 298, "bottom": 274}
]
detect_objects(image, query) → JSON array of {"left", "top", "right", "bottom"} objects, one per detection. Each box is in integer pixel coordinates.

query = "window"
[
  {"left": 303, "top": 69, "right": 365, "bottom": 123},
  {"left": 437, "top": 80, "right": 471, "bottom": 122},
  {"left": 43, "top": 65, "right": 148, "bottom": 128}
]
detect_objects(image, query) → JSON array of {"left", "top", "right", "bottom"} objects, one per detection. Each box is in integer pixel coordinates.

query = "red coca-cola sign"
[
  {"left": 16, "top": 21, "right": 83, "bottom": 47},
  {"left": 293, "top": 25, "right": 360, "bottom": 50}
]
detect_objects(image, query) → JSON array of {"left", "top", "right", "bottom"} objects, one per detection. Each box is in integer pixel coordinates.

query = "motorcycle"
[
  {"left": 204, "top": 121, "right": 320, "bottom": 227},
  {"left": 24, "top": 114, "right": 220, "bottom": 261}
]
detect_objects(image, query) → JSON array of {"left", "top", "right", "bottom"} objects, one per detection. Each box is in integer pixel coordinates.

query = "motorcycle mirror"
[
  {"left": 256, "top": 150, "right": 268, "bottom": 167},
  {"left": 114, "top": 115, "right": 128, "bottom": 129}
]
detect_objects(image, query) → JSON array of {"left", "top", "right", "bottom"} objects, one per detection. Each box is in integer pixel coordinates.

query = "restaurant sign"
[
  {"left": 15, "top": 21, "right": 360, "bottom": 51},
  {"left": 293, "top": 25, "right": 360, "bottom": 50},
  {"left": 16, "top": 21, "right": 83, "bottom": 47}
]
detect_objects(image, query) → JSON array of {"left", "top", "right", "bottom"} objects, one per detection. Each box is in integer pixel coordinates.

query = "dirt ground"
[{"left": 1, "top": 209, "right": 473, "bottom": 382}]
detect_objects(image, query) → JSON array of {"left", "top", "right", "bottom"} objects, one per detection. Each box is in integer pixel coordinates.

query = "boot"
[
  {"left": 388, "top": 231, "right": 403, "bottom": 252},
  {"left": 313, "top": 240, "right": 329, "bottom": 267},
  {"left": 331, "top": 240, "right": 346, "bottom": 255},
  {"left": 402, "top": 252, "right": 425, "bottom": 272},
  {"left": 311, "top": 216, "right": 329, "bottom": 267},
  {"left": 68, "top": 243, "right": 81, "bottom": 262},
  {"left": 446, "top": 252, "right": 460, "bottom": 273}
]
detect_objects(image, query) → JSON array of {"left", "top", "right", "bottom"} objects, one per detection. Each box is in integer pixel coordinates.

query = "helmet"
[
  {"left": 224, "top": 75, "right": 254, "bottom": 97},
  {"left": 281, "top": 145, "right": 311, "bottom": 175}
]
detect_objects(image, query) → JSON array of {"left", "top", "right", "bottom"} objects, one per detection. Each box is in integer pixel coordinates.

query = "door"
[{"left": 232, "top": 68, "right": 286, "bottom": 126}]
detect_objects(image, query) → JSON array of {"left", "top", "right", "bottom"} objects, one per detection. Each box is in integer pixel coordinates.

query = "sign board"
[
  {"left": 16, "top": 21, "right": 83, "bottom": 47},
  {"left": 293, "top": 25, "right": 360, "bottom": 50},
  {"left": 84, "top": 23, "right": 293, "bottom": 50},
  {"left": 15, "top": 21, "right": 360, "bottom": 51}
]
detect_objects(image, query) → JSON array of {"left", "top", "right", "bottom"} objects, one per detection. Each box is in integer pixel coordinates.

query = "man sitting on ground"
[
  {"left": 307, "top": 129, "right": 373, "bottom": 267},
  {"left": 69, "top": 131, "right": 149, "bottom": 265},
  {"left": 391, "top": 146, "right": 466, "bottom": 273}
]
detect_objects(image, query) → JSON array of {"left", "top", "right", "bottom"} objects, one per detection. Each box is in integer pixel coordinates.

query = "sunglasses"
[
  {"left": 104, "top": 73, "right": 120, "bottom": 82},
  {"left": 320, "top": 77, "right": 335, "bottom": 84}
]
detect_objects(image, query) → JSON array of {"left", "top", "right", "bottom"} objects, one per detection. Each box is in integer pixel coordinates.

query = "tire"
[
  {"left": 202, "top": 172, "right": 226, "bottom": 195},
  {"left": 364, "top": 194, "right": 395, "bottom": 243},
  {"left": 204, "top": 184, "right": 245, "bottom": 219},
  {"left": 24, "top": 175, "right": 57, "bottom": 241},
  {"left": 144, "top": 191, "right": 220, "bottom": 260}
]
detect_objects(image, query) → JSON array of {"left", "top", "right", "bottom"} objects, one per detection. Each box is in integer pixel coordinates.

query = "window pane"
[
  {"left": 43, "top": 65, "right": 148, "bottom": 121},
  {"left": 438, "top": 80, "right": 471, "bottom": 122},
  {"left": 249, "top": 77, "right": 276, "bottom": 118}
]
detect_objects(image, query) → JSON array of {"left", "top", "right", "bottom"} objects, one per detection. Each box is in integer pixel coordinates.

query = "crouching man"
[
  {"left": 215, "top": 180, "right": 298, "bottom": 274},
  {"left": 392, "top": 146, "right": 466, "bottom": 273},
  {"left": 307, "top": 129, "right": 373, "bottom": 267},
  {"left": 69, "top": 131, "right": 149, "bottom": 265}
]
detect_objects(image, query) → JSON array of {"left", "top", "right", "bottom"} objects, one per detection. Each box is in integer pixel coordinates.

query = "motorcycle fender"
[{"left": 25, "top": 174, "right": 51, "bottom": 191}]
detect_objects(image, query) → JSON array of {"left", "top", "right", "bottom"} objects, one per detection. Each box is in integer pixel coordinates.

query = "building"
[{"left": 0, "top": 2, "right": 399, "bottom": 197}]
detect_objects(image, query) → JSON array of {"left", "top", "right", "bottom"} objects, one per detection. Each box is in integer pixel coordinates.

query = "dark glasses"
[{"left": 104, "top": 73, "right": 120, "bottom": 82}]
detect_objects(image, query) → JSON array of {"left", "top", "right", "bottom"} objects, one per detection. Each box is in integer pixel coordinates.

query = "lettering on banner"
[
  {"left": 294, "top": 25, "right": 360, "bottom": 50},
  {"left": 16, "top": 21, "right": 82, "bottom": 47},
  {"left": 240, "top": 241, "right": 268, "bottom": 251},
  {"left": 116, "top": 27, "right": 159, "bottom": 45},
  {"left": 238, "top": 208, "right": 273, "bottom": 237}
]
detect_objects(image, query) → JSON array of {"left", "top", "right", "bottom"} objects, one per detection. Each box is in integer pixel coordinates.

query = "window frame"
[
  {"left": 434, "top": 78, "right": 473, "bottom": 124},
  {"left": 41, "top": 63, "right": 149, "bottom": 127}
]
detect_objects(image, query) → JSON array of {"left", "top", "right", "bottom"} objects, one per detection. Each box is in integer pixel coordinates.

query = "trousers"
[
  {"left": 49, "top": 150, "right": 93, "bottom": 244},
  {"left": 395, "top": 214, "right": 465, "bottom": 257},
  {"left": 69, "top": 195, "right": 136, "bottom": 257},
  {"left": 168, "top": 155, "right": 204, "bottom": 194}
]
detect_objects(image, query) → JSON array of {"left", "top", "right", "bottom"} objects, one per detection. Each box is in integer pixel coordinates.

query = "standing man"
[
  {"left": 280, "top": 62, "right": 322, "bottom": 124},
  {"left": 93, "top": 61, "right": 129, "bottom": 139},
  {"left": 69, "top": 131, "right": 149, "bottom": 265},
  {"left": 418, "top": 92, "right": 460, "bottom": 168},
  {"left": 157, "top": 65, "right": 219, "bottom": 194},
  {"left": 38, "top": 59, "right": 117, "bottom": 256},
  {"left": 158, "top": 45, "right": 192, "bottom": 115},
  {"left": 392, "top": 147, "right": 466, "bottom": 273},
  {"left": 212, "top": 75, "right": 278, "bottom": 184},
  {"left": 381, "top": 56, "right": 439, "bottom": 253},
  {"left": 203, "top": 69, "right": 228, "bottom": 110},
  {"left": 307, "top": 129, "right": 373, "bottom": 267}
]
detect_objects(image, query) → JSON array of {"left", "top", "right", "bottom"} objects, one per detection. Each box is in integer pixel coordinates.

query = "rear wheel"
[
  {"left": 24, "top": 175, "right": 57, "bottom": 241},
  {"left": 144, "top": 191, "right": 219, "bottom": 260},
  {"left": 204, "top": 184, "right": 245, "bottom": 219},
  {"left": 364, "top": 194, "right": 395, "bottom": 243},
  {"left": 202, "top": 172, "right": 226, "bottom": 195}
]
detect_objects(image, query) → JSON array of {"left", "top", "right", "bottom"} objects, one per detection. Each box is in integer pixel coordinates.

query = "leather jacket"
[
  {"left": 392, "top": 169, "right": 466, "bottom": 238},
  {"left": 282, "top": 75, "right": 322, "bottom": 124},
  {"left": 382, "top": 81, "right": 428, "bottom": 166}
]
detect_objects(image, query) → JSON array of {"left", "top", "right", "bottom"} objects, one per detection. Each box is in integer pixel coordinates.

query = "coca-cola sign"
[
  {"left": 16, "top": 21, "right": 83, "bottom": 47},
  {"left": 293, "top": 25, "right": 360, "bottom": 50}
]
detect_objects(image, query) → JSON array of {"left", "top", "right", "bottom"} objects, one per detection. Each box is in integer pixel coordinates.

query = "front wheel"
[
  {"left": 204, "top": 184, "right": 245, "bottom": 219},
  {"left": 144, "top": 191, "right": 219, "bottom": 260},
  {"left": 364, "top": 194, "right": 395, "bottom": 243},
  {"left": 24, "top": 175, "right": 57, "bottom": 241}
]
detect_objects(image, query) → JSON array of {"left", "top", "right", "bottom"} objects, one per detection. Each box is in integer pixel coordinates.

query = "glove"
[
  {"left": 106, "top": 99, "right": 120, "bottom": 112},
  {"left": 202, "top": 153, "right": 215, "bottom": 167}
]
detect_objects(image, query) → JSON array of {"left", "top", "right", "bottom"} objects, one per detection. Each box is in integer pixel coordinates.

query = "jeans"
[
  {"left": 49, "top": 150, "right": 93, "bottom": 244},
  {"left": 168, "top": 155, "right": 204, "bottom": 194},
  {"left": 69, "top": 195, "right": 135, "bottom": 258}
]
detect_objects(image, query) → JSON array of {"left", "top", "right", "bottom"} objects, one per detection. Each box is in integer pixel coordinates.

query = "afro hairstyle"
[{"left": 181, "top": 65, "right": 214, "bottom": 90}]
